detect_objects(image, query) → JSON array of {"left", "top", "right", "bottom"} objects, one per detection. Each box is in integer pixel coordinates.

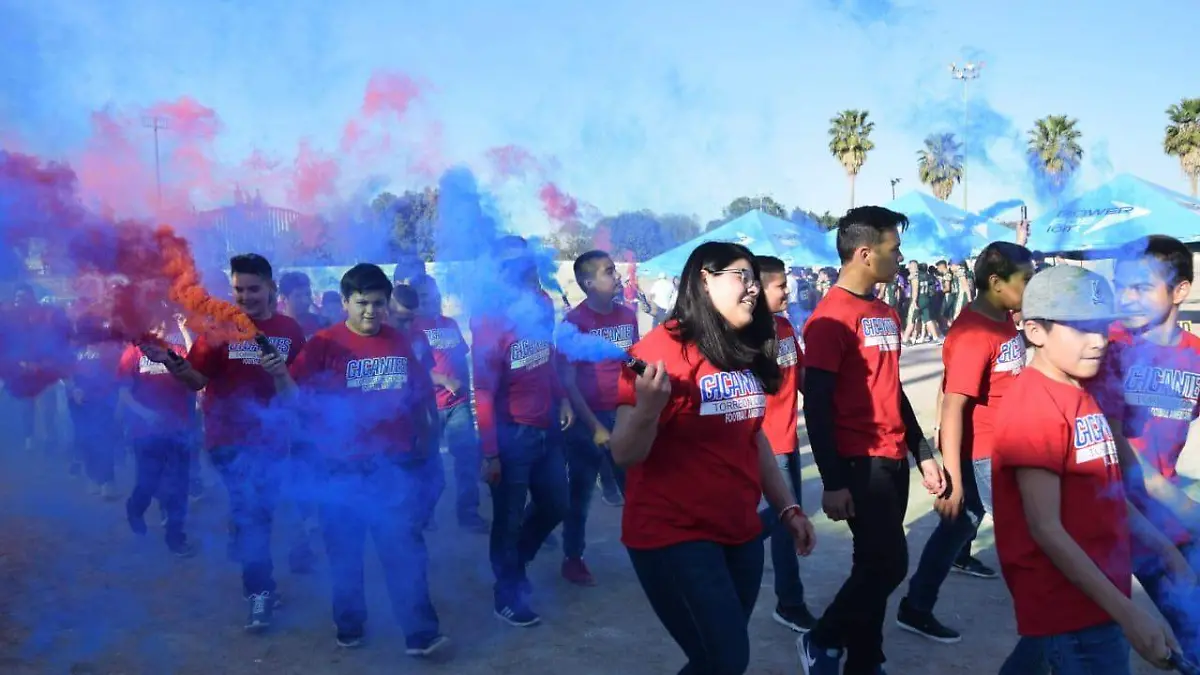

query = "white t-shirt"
[{"left": 651, "top": 279, "right": 675, "bottom": 310}]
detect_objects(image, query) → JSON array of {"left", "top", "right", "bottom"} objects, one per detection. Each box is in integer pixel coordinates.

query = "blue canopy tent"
[
  {"left": 638, "top": 210, "right": 839, "bottom": 278},
  {"left": 1026, "top": 174, "right": 1200, "bottom": 255},
  {"left": 884, "top": 191, "right": 998, "bottom": 263}
]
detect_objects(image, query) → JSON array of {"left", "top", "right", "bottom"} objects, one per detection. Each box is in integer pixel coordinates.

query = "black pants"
[
  {"left": 68, "top": 398, "right": 118, "bottom": 485},
  {"left": 628, "top": 538, "right": 764, "bottom": 675},
  {"left": 810, "top": 457, "right": 910, "bottom": 674},
  {"left": 128, "top": 432, "right": 191, "bottom": 549}
]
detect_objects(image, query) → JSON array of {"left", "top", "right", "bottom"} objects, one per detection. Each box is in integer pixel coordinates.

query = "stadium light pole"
[
  {"left": 890, "top": 177, "right": 901, "bottom": 200},
  {"left": 141, "top": 116, "right": 170, "bottom": 212},
  {"left": 949, "top": 61, "right": 983, "bottom": 212}
]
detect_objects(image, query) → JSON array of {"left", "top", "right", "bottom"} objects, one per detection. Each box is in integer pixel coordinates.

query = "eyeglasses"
[{"left": 707, "top": 268, "right": 760, "bottom": 288}]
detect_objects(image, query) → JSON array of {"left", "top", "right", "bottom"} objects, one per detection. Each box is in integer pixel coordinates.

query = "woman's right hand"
[{"left": 634, "top": 360, "right": 671, "bottom": 417}]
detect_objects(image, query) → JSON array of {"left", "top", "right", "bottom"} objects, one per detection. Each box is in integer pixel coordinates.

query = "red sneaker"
[{"left": 561, "top": 558, "right": 597, "bottom": 586}]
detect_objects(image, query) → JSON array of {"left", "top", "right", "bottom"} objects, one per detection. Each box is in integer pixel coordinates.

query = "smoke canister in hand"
[{"left": 254, "top": 334, "right": 279, "bottom": 358}]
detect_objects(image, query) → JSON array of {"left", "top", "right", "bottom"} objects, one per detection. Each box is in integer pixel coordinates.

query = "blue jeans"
[
  {"left": 439, "top": 402, "right": 481, "bottom": 522},
  {"left": 628, "top": 538, "right": 764, "bottom": 675},
  {"left": 489, "top": 422, "right": 569, "bottom": 603},
  {"left": 319, "top": 455, "right": 440, "bottom": 646},
  {"left": 999, "top": 622, "right": 1131, "bottom": 675},
  {"left": 757, "top": 450, "right": 806, "bottom": 608},
  {"left": 904, "top": 457, "right": 990, "bottom": 613},
  {"left": 563, "top": 409, "right": 617, "bottom": 560},
  {"left": 211, "top": 446, "right": 284, "bottom": 597},
  {"left": 128, "top": 432, "right": 191, "bottom": 548}
]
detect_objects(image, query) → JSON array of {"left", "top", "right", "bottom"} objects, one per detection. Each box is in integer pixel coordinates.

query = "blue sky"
[{"left": 1, "top": 0, "right": 1195, "bottom": 231}]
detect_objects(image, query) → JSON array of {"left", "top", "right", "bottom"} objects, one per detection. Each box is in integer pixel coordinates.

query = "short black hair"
[
  {"left": 340, "top": 263, "right": 393, "bottom": 300},
  {"left": 573, "top": 250, "right": 611, "bottom": 287},
  {"left": 278, "top": 271, "right": 312, "bottom": 296},
  {"left": 755, "top": 255, "right": 786, "bottom": 275},
  {"left": 392, "top": 283, "right": 418, "bottom": 311},
  {"left": 321, "top": 290, "right": 341, "bottom": 306},
  {"left": 1117, "top": 235, "right": 1193, "bottom": 287},
  {"left": 973, "top": 242, "right": 1034, "bottom": 293},
  {"left": 935, "top": 259, "right": 947, "bottom": 267},
  {"left": 835, "top": 206, "right": 909, "bottom": 263},
  {"left": 393, "top": 251, "right": 426, "bottom": 285},
  {"left": 230, "top": 253, "right": 273, "bottom": 280}
]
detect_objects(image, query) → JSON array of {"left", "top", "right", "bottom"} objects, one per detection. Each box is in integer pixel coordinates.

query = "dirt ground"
[{"left": 0, "top": 342, "right": 1188, "bottom": 674}]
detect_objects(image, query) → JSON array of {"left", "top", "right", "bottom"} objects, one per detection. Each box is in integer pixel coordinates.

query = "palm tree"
[
  {"left": 1165, "top": 98, "right": 1200, "bottom": 197},
  {"left": 1027, "top": 115, "right": 1084, "bottom": 198},
  {"left": 916, "top": 133, "right": 964, "bottom": 201},
  {"left": 828, "top": 110, "right": 875, "bottom": 209}
]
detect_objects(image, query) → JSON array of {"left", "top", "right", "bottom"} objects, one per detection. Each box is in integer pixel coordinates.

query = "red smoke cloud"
[
  {"left": 486, "top": 145, "right": 541, "bottom": 179},
  {"left": 539, "top": 182, "right": 580, "bottom": 225}
]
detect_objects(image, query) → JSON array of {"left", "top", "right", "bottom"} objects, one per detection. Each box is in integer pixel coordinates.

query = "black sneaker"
[
  {"left": 600, "top": 490, "right": 624, "bottom": 507},
  {"left": 797, "top": 632, "right": 842, "bottom": 675},
  {"left": 245, "top": 592, "right": 274, "bottom": 632},
  {"left": 895, "top": 599, "right": 961, "bottom": 644},
  {"left": 772, "top": 603, "right": 816, "bottom": 633},
  {"left": 405, "top": 634, "right": 451, "bottom": 657},
  {"left": 245, "top": 591, "right": 284, "bottom": 609},
  {"left": 494, "top": 600, "right": 541, "bottom": 627},
  {"left": 336, "top": 632, "right": 363, "bottom": 649},
  {"left": 951, "top": 555, "right": 998, "bottom": 579}
]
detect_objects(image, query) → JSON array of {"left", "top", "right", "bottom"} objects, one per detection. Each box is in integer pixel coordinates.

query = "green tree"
[
  {"left": 371, "top": 188, "right": 438, "bottom": 260},
  {"left": 1165, "top": 98, "right": 1200, "bottom": 197},
  {"left": 1027, "top": 115, "right": 1084, "bottom": 198},
  {"left": 705, "top": 196, "right": 789, "bottom": 232},
  {"left": 828, "top": 109, "right": 875, "bottom": 209},
  {"left": 917, "top": 133, "right": 964, "bottom": 201}
]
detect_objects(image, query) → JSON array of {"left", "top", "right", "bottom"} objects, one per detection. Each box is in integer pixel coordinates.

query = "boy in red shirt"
[
  {"left": 896, "top": 242, "right": 1033, "bottom": 643},
  {"left": 120, "top": 318, "right": 198, "bottom": 557},
  {"left": 992, "top": 265, "right": 1180, "bottom": 674},
  {"left": 143, "top": 254, "right": 306, "bottom": 632},
  {"left": 1091, "top": 235, "right": 1200, "bottom": 661},
  {"left": 798, "top": 207, "right": 943, "bottom": 675},
  {"left": 472, "top": 235, "right": 574, "bottom": 628},
  {"left": 266, "top": 264, "right": 448, "bottom": 657},
  {"left": 755, "top": 255, "right": 814, "bottom": 633},
  {"left": 558, "top": 250, "right": 640, "bottom": 586}
]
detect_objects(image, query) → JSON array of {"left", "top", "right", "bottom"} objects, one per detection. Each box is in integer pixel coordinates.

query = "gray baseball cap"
[{"left": 1022, "top": 265, "right": 1124, "bottom": 322}]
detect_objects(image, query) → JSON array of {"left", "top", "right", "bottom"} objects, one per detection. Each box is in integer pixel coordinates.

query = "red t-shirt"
[
  {"left": 563, "top": 302, "right": 640, "bottom": 413},
  {"left": 763, "top": 315, "right": 802, "bottom": 455},
  {"left": 992, "top": 368, "right": 1131, "bottom": 637},
  {"left": 117, "top": 341, "right": 196, "bottom": 438},
  {"left": 1091, "top": 323, "right": 1200, "bottom": 480},
  {"left": 71, "top": 341, "right": 125, "bottom": 404},
  {"left": 293, "top": 311, "right": 329, "bottom": 339},
  {"left": 471, "top": 292, "right": 563, "bottom": 457},
  {"left": 414, "top": 314, "right": 470, "bottom": 410},
  {"left": 941, "top": 307, "right": 1026, "bottom": 460},
  {"left": 288, "top": 323, "right": 433, "bottom": 458},
  {"left": 618, "top": 324, "right": 765, "bottom": 549},
  {"left": 187, "top": 313, "right": 306, "bottom": 453},
  {"left": 802, "top": 287, "right": 906, "bottom": 460}
]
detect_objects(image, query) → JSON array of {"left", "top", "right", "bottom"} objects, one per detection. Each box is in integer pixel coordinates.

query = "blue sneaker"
[{"left": 797, "top": 633, "right": 842, "bottom": 675}]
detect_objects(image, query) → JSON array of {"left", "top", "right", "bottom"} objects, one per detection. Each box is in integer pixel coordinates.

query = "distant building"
[{"left": 190, "top": 187, "right": 308, "bottom": 264}]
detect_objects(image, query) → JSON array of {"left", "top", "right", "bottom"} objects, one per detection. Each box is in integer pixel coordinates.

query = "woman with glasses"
[{"left": 610, "top": 241, "right": 817, "bottom": 674}]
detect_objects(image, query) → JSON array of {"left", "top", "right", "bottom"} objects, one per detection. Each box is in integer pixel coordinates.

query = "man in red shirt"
[
  {"left": 754, "top": 255, "right": 814, "bottom": 633},
  {"left": 991, "top": 265, "right": 1181, "bottom": 673},
  {"left": 896, "top": 242, "right": 1033, "bottom": 643},
  {"left": 798, "top": 206, "right": 943, "bottom": 675},
  {"left": 558, "top": 250, "right": 640, "bottom": 586},
  {"left": 472, "top": 235, "right": 574, "bottom": 628},
  {"left": 266, "top": 263, "right": 448, "bottom": 657},
  {"left": 143, "top": 253, "right": 306, "bottom": 632},
  {"left": 1090, "top": 235, "right": 1200, "bottom": 662}
]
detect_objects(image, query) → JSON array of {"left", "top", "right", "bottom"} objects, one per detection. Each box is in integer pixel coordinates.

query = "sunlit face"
[
  {"left": 703, "top": 258, "right": 760, "bottom": 330},
  {"left": 413, "top": 277, "right": 442, "bottom": 317},
  {"left": 343, "top": 290, "right": 388, "bottom": 336},
  {"left": 1025, "top": 319, "right": 1109, "bottom": 381},
  {"left": 761, "top": 271, "right": 788, "bottom": 314},
  {"left": 232, "top": 273, "right": 273, "bottom": 319},
  {"left": 584, "top": 257, "right": 619, "bottom": 300},
  {"left": 990, "top": 263, "right": 1035, "bottom": 312},
  {"left": 867, "top": 227, "right": 903, "bottom": 283},
  {"left": 1113, "top": 259, "right": 1188, "bottom": 332}
]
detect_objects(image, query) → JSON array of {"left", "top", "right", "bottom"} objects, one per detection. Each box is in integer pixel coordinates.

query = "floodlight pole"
[
  {"left": 890, "top": 178, "right": 901, "bottom": 200},
  {"left": 142, "top": 116, "right": 170, "bottom": 212},
  {"left": 950, "top": 61, "right": 983, "bottom": 212}
]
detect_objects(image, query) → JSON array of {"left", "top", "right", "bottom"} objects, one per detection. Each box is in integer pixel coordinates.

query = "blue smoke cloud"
[
  {"left": 823, "top": 0, "right": 901, "bottom": 27},
  {"left": 554, "top": 320, "right": 628, "bottom": 364}
]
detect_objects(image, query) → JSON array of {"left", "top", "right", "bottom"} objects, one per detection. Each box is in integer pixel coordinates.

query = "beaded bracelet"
[{"left": 779, "top": 504, "right": 805, "bottom": 522}]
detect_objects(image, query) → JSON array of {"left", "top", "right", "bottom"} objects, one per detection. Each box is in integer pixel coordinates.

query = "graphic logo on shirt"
[
  {"left": 591, "top": 324, "right": 635, "bottom": 349},
  {"left": 228, "top": 337, "right": 293, "bottom": 364},
  {"left": 995, "top": 335, "right": 1026, "bottom": 374},
  {"left": 76, "top": 347, "right": 100, "bottom": 361},
  {"left": 861, "top": 317, "right": 901, "bottom": 352},
  {"left": 422, "top": 327, "right": 461, "bottom": 351},
  {"left": 1073, "top": 413, "right": 1118, "bottom": 465},
  {"left": 777, "top": 335, "right": 799, "bottom": 368},
  {"left": 1123, "top": 366, "right": 1200, "bottom": 421},
  {"left": 138, "top": 355, "right": 170, "bottom": 375},
  {"left": 698, "top": 370, "right": 767, "bottom": 423},
  {"left": 345, "top": 356, "right": 409, "bottom": 392},
  {"left": 509, "top": 339, "right": 551, "bottom": 371}
]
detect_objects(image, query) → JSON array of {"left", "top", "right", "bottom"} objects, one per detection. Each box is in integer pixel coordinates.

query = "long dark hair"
[{"left": 669, "top": 242, "right": 781, "bottom": 394}]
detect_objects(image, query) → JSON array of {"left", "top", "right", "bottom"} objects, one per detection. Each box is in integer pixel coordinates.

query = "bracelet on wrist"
[{"left": 779, "top": 504, "right": 805, "bottom": 522}]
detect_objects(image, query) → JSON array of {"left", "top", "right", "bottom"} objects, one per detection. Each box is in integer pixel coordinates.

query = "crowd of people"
[{"left": 2, "top": 206, "right": 1199, "bottom": 674}]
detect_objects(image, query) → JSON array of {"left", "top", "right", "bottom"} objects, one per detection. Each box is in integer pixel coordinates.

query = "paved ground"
[{"left": 1, "top": 339, "right": 1195, "bottom": 674}]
